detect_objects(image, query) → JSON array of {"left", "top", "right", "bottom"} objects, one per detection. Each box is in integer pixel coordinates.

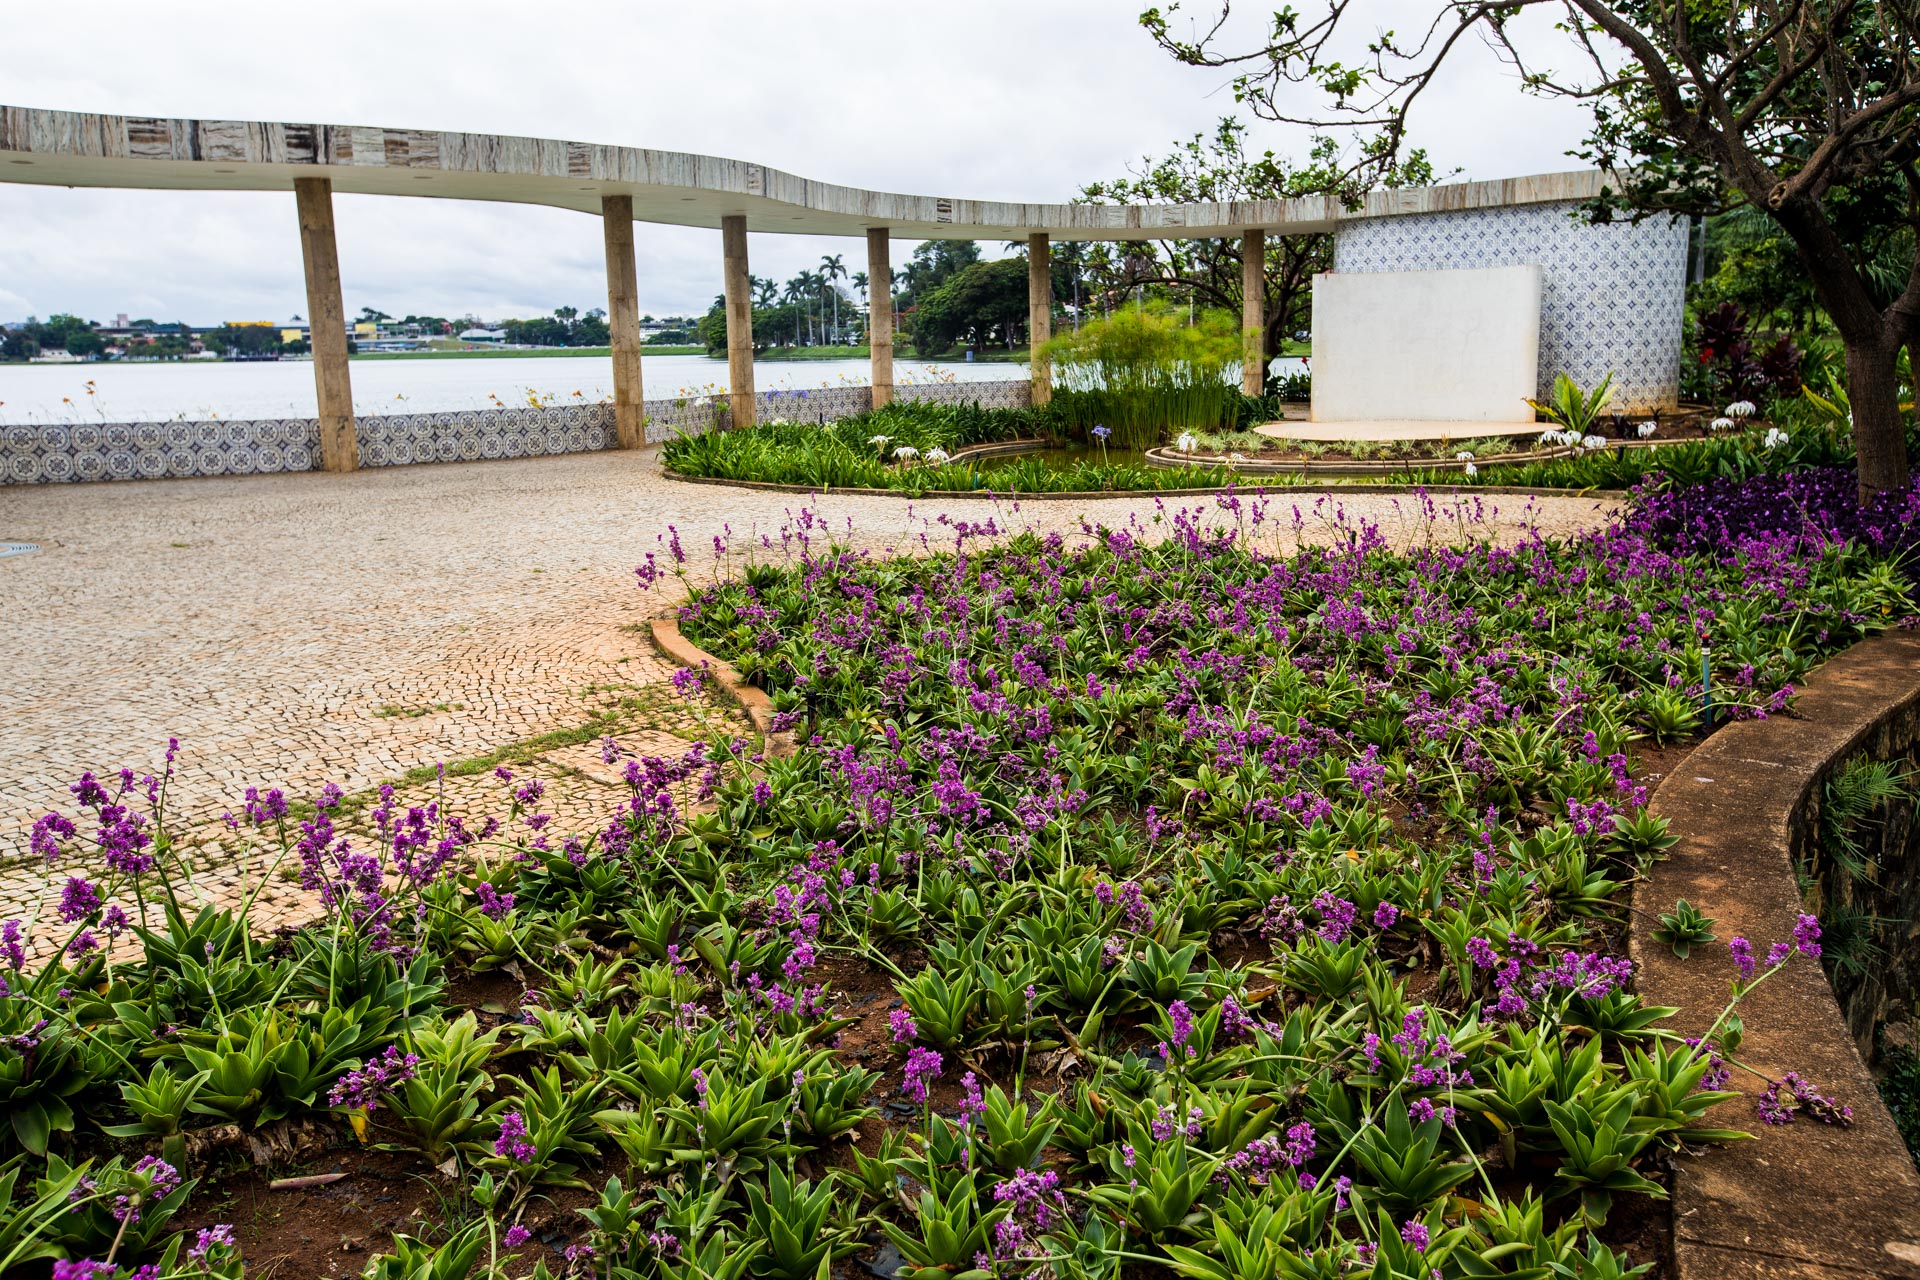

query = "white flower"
[
  {"left": 892, "top": 445, "right": 920, "bottom": 461},
  {"left": 1763, "top": 427, "right": 1789, "bottom": 449},
  {"left": 867, "top": 435, "right": 891, "bottom": 446},
  {"left": 925, "top": 447, "right": 951, "bottom": 464},
  {"left": 1463, "top": 461, "right": 1478, "bottom": 477},
  {"left": 1710, "top": 416, "right": 1736, "bottom": 432},
  {"left": 1637, "top": 421, "right": 1657, "bottom": 439},
  {"left": 1227, "top": 452, "right": 1248, "bottom": 464},
  {"left": 1581, "top": 434, "right": 1607, "bottom": 451},
  {"left": 1175, "top": 432, "right": 1199, "bottom": 454},
  {"left": 1454, "top": 450, "right": 1475, "bottom": 461},
  {"left": 1726, "top": 400, "right": 1757, "bottom": 418}
]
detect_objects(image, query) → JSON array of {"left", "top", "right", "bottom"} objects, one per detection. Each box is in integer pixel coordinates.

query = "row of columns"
[{"left": 292, "top": 178, "right": 1270, "bottom": 471}]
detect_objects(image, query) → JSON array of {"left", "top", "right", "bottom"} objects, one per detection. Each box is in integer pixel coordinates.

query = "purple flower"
[
  {"left": 957, "top": 1071, "right": 986, "bottom": 1128},
  {"left": 32, "top": 812, "right": 76, "bottom": 863},
  {"left": 330, "top": 1045, "right": 419, "bottom": 1112},
  {"left": 889, "top": 1008, "right": 918, "bottom": 1044},
  {"left": 1466, "top": 936, "right": 1498, "bottom": 969},
  {"left": 1758, "top": 1071, "right": 1852, "bottom": 1126},
  {"left": 1158, "top": 1000, "right": 1196, "bottom": 1063},
  {"left": 902, "top": 1046, "right": 942, "bottom": 1103},
  {"left": 1400, "top": 1220, "right": 1430, "bottom": 1251},
  {"left": 493, "top": 1110, "right": 537, "bottom": 1163},
  {"left": 504, "top": 1224, "right": 532, "bottom": 1249},
  {"left": 474, "top": 883, "right": 515, "bottom": 920},
  {"left": 1372, "top": 901, "right": 1400, "bottom": 929},
  {"left": 52, "top": 1262, "right": 118, "bottom": 1280},
  {"left": 1793, "top": 913, "right": 1823, "bottom": 958},
  {"left": 1, "top": 921, "right": 25, "bottom": 971},
  {"left": 1728, "top": 936, "right": 1755, "bottom": 981},
  {"left": 58, "top": 877, "right": 101, "bottom": 923},
  {"left": 111, "top": 1157, "right": 181, "bottom": 1224},
  {"left": 1311, "top": 892, "right": 1357, "bottom": 943},
  {"left": 189, "top": 1224, "right": 236, "bottom": 1261}
]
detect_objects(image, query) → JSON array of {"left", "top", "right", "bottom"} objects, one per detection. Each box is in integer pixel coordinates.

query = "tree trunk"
[
  {"left": 1846, "top": 334, "right": 1910, "bottom": 502},
  {"left": 1766, "top": 195, "right": 1911, "bottom": 502}
]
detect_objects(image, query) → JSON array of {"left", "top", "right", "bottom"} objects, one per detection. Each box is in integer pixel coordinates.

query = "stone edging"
[
  {"left": 658, "top": 468, "right": 1625, "bottom": 503},
  {"left": 1142, "top": 442, "right": 1582, "bottom": 475},
  {"left": 646, "top": 617, "right": 798, "bottom": 760},
  {"left": 1633, "top": 628, "right": 1920, "bottom": 1278}
]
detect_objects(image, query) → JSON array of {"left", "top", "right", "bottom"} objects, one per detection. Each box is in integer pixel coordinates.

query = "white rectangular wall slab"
[{"left": 1311, "top": 264, "right": 1542, "bottom": 423}]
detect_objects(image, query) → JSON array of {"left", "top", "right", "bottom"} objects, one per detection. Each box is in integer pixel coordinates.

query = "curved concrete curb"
[
  {"left": 1633, "top": 628, "right": 1920, "bottom": 1279},
  {"left": 659, "top": 468, "right": 1626, "bottom": 503},
  {"left": 1143, "top": 442, "right": 1582, "bottom": 476},
  {"left": 646, "top": 617, "right": 798, "bottom": 760}
]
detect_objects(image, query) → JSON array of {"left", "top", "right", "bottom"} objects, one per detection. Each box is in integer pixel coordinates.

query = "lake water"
[{"left": 0, "top": 353, "right": 1031, "bottom": 424}]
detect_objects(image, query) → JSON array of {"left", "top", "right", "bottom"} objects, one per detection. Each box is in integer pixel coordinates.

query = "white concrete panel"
[{"left": 1311, "top": 265, "right": 1541, "bottom": 423}]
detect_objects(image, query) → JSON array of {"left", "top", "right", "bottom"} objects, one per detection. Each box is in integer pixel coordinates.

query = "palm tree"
[
  {"left": 803, "top": 269, "right": 827, "bottom": 346},
  {"left": 820, "top": 254, "right": 847, "bottom": 344},
  {"left": 782, "top": 275, "right": 808, "bottom": 347}
]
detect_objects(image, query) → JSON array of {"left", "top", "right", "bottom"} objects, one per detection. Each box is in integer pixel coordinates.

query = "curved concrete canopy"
[{"left": 0, "top": 104, "right": 1607, "bottom": 242}]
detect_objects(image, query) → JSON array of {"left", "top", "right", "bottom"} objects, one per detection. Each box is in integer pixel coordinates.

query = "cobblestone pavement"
[{"left": 0, "top": 448, "right": 1618, "bottom": 943}]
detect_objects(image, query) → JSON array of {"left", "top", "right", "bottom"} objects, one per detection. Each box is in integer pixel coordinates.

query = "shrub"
[{"left": 1045, "top": 306, "right": 1243, "bottom": 448}]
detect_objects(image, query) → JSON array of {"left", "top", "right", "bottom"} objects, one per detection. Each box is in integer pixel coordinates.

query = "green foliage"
[
  {"left": 1650, "top": 900, "right": 1717, "bottom": 960},
  {"left": 1528, "top": 372, "right": 1616, "bottom": 437},
  {"left": 909, "top": 257, "right": 1030, "bottom": 356},
  {"left": 1820, "top": 752, "right": 1916, "bottom": 883},
  {"left": 1046, "top": 305, "right": 1243, "bottom": 448},
  {"left": 661, "top": 395, "right": 1234, "bottom": 493}
]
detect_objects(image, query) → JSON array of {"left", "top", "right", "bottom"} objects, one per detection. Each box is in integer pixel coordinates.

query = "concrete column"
[
  {"left": 294, "top": 177, "right": 356, "bottom": 471},
  {"left": 721, "top": 214, "right": 755, "bottom": 430},
  {"left": 1027, "top": 232, "right": 1052, "bottom": 407},
  {"left": 1241, "top": 228, "right": 1266, "bottom": 397},
  {"left": 867, "top": 228, "right": 893, "bottom": 409},
  {"left": 601, "top": 194, "right": 645, "bottom": 448}
]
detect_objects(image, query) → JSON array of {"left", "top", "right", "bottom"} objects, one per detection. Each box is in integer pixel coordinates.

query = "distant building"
[{"left": 457, "top": 328, "right": 506, "bottom": 343}]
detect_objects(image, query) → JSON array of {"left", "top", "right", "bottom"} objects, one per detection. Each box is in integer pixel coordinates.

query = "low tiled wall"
[{"left": 0, "top": 378, "right": 1030, "bottom": 483}]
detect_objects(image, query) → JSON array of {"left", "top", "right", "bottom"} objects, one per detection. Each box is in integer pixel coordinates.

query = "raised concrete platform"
[{"left": 1254, "top": 419, "right": 1541, "bottom": 443}]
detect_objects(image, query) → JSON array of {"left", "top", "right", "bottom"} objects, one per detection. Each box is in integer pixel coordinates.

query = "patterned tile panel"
[
  {"left": 639, "top": 378, "right": 1030, "bottom": 442},
  {"left": 1, "top": 380, "right": 1033, "bottom": 483},
  {"left": 1332, "top": 201, "right": 1689, "bottom": 411},
  {"left": 2, "top": 417, "right": 319, "bottom": 485},
  {"left": 357, "top": 402, "right": 617, "bottom": 467}
]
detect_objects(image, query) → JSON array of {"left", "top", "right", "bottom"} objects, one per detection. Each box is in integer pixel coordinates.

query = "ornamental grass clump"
[
  {"left": 1, "top": 488, "right": 1908, "bottom": 1276},
  {"left": 1045, "top": 305, "right": 1243, "bottom": 449}
]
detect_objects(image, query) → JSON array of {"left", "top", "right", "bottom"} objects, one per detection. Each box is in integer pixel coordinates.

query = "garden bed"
[{"left": 9, "top": 469, "right": 1917, "bottom": 1279}]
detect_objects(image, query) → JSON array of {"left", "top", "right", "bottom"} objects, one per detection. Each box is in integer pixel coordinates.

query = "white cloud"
[{"left": 0, "top": 0, "right": 1596, "bottom": 323}]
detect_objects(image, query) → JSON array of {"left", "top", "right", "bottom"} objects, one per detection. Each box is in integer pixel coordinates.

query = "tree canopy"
[{"left": 1140, "top": 0, "right": 1920, "bottom": 499}]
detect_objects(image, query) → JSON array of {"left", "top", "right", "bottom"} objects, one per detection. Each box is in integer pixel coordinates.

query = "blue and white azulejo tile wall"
[
  {"left": 357, "top": 403, "right": 617, "bottom": 466},
  {"left": 1333, "top": 200, "right": 1690, "bottom": 411},
  {"left": 2, "top": 417, "right": 319, "bottom": 484},
  {"left": 1, "top": 379, "right": 1033, "bottom": 484}
]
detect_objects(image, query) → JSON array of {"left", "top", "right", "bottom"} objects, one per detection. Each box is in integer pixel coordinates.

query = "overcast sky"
[{"left": 0, "top": 2, "right": 1597, "bottom": 325}]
